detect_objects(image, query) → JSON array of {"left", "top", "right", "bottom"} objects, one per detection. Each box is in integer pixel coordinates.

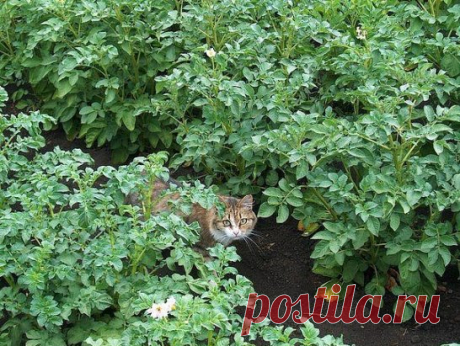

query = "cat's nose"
[{"left": 233, "top": 230, "right": 240, "bottom": 236}]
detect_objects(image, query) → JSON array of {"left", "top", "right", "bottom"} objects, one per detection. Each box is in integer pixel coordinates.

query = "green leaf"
[
  {"left": 424, "top": 105, "right": 435, "bottom": 121},
  {"left": 263, "top": 187, "right": 283, "bottom": 198},
  {"left": 311, "top": 231, "right": 335, "bottom": 240},
  {"left": 54, "top": 79, "right": 73, "bottom": 98},
  {"left": 452, "top": 174, "right": 460, "bottom": 190},
  {"left": 258, "top": 203, "right": 277, "bottom": 218},
  {"left": 395, "top": 302, "right": 414, "bottom": 323},
  {"left": 286, "top": 195, "right": 303, "bottom": 207},
  {"left": 406, "top": 190, "right": 422, "bottom": 206},
  {"left": 440, "top": 235, "right": 457, "bottom": 246},
  {"left": 276, "top": 204, "right": 289, "bottom": 223},
  {"left": 399, "top": 199, "right": 410, "bottom": 214},
  {"left": 366, "top": 217, "right": 380, "bottom": 236},
  {"left": 433, "top": 140, "right": 444, "bottom": 155},
  {"left": 112, "top": 148, "right": 130, "bottom": 164},
  {"left": 421, "top": 237, "right": 438, "bottom": 251},
  {"left": 441, "top": 53, "right": 460, "bottom": 77},
  {"left": 278, "top": 178, "right": 291, "bottom": 192},
  {"left": 342, "top": 259, "right": 360, "bottom": 282},
  {"left": 390, "top": 213, "right": 400, "bottom": 231},
  {"left": 365, "top": 277, "right": 385, "bottom": 296},
  {"left": 351, "top": 229, "right": 370, "bottom": 249},
  {"left": 295, "top": 161, "right": 309, "bottom": 180},
  {"left": 265, "top": 170, "right": 279, "bottom": 186},
  {"left": 439, "top": 247, "right": 451, "bottom": 266},
  {"left": 122, "top": 113, "right": 136, "bottom": 131}
]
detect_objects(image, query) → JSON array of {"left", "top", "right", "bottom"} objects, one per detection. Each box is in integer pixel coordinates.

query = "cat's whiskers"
[
  {"left": 240, "top": 232, "right": 261, "bottom": 252},
  {"left": 241, "top": 237, "right": 255, "bottom": 255},
  {"left": 248, "top": 230, "right": 263, "bottom": 239}
]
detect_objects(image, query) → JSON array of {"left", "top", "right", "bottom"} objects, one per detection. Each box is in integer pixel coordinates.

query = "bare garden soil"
[{"left": 37, "top": 127, "right": 460, "bottom": 346}]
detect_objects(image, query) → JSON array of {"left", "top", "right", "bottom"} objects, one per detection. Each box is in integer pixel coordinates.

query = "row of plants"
[
  {"left": 0, "top": 88, "right": 349, "bottom": 345},
  {"left": 1, "top": 0, "right": 460, "bottom": 319}
]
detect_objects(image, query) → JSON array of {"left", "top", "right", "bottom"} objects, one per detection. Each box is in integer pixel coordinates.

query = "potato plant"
[
  {"left": 0, "top": 88, "right": 348, "bottom": 345},
  {"left": 0, "top": 0, "right": 185, "bottom": 162},
  {"left": 158, "top": 0, "right": 460, "bottom": 315}
]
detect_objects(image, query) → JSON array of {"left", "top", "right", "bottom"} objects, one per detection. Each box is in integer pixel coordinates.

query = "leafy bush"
[
  {"left": 0, "top": 88, "right": 348, "bottom": 345},
  {"left": 161, "top": 0, "right": 460, "bottom": 311},
  {"left": 2, "top": 0, "right": 460, "bottom": 320},
  {"left": 1, "top": 0, "right": 185, "bottom": 162},
  {"left": 159, "top": 0, "right": 460, "bottom": 313}
]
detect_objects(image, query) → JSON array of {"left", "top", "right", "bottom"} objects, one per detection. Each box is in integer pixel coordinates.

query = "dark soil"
[
  {"left": 21, "top": 124, "right": 460, "bottom": 346},
  {"left": 233, "top": 217, "right": 460, "bottom": 346},
  {"left": 40, "top": 128, "right": 114, "bottom": 168}
]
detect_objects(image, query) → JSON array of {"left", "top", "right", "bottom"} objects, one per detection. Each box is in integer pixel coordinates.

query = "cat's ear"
[{"left": 239, "top": 195, "right": 253, "bottom": 209}]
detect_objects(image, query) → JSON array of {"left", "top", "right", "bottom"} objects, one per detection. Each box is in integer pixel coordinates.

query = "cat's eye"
[
  {"left": 222, "top": 220, "right": 231, "bottom": 227},
  {"left": 240, "top": 218, "right": 248, "bottom": 225}
]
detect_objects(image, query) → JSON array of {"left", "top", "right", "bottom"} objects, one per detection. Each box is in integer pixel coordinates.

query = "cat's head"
[{"left": 210, "top": 195, "right": 257, "bottom": 245}]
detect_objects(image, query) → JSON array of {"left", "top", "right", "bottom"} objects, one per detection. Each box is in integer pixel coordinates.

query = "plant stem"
[
  {"left": 354, "top": 133, "right": 391, "bottom": 151},
  {"left": 5, "top": 275, "right": 15, "bottom": 288},
  {"left": 312, "top": 188, "right": 338, "bottom": 220},
  {"left": 388, "top": 134, "right": 402, "bottom": 184},
  {"left": 207, "top": 330, "right": 213, "bottom": 346},
  {"left": 400, "top": 140, "right": 419, "bottom": 166},
  {"left": 131, "top": 246, "right": 146, "bottom": 275},
  {"left": 341, "top": 157, "right": 360, "bottom": 194}
]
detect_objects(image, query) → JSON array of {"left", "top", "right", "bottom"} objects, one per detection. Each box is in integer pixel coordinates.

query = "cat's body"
[{"left": 131, "top": 178, "right": 257, "bottom": 252}]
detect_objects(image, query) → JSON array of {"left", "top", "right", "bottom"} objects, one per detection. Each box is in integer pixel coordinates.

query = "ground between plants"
[{"left": 41, "top": 128, "right": 460, "bottom": 346}]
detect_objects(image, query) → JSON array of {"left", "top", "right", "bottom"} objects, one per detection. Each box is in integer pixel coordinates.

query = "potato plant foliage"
[
  {"left": 0, "top": 90, "right": 349, "bottom": 345},
  {"left": 1, "top": 0, "right": 460, "bottom": 322}
]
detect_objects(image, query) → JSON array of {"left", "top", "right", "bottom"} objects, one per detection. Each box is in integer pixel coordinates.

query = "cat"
[{"left": 130, "top": 178, "right": 257, "bottom": 254}]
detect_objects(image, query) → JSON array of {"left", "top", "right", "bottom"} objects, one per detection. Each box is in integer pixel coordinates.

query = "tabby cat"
[{"left": 132, "top": 179, "right": 257, "bottom": 253}]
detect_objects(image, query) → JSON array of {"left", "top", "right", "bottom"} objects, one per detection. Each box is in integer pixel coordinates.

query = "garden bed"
[
  {"left": 42, "top": 128, "right": 460, "bottom": 346},
  {"left": 2, "top": 0, "right": 460, "bottom": 343}
]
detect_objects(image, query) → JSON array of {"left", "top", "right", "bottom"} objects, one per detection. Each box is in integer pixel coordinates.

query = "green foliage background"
[{"left": 1, "top": 0, "right": 460, "bottom": 328}]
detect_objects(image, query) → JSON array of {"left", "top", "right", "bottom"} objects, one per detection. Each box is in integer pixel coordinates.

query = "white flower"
[
  {"left": 146, "top": 303, "right": 169, "bottom": 319},
  {"left": 165, "top": 296, "right": 176, "bottom": 310},
  {"left": 356, "top": 26, "right": 367, "bottom": 40},
  {"left": 146, "top": 296, "right": 176, "bottom": 319},
  {"left": 205, "top": 48, "right": 216, "bottom": 58}
]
